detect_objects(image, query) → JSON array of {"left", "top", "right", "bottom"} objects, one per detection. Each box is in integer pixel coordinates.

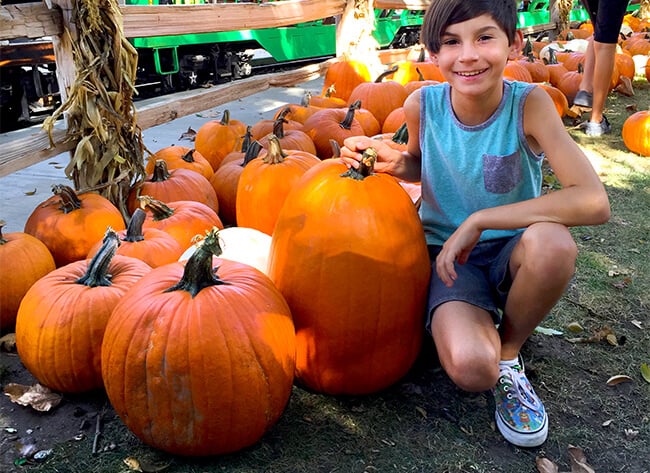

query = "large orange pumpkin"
[
  {"left": 101, "top": 227, "right": 296, "bottom": 456},
  {"left": 268, "top": 150, "right": 431, "bottom": 395},
  {"left": 16, "top": 229, "right": 151, "bottom": 393},
  {"left": 0, "top": 220, "right": 56, "bottom": 333},
  {"left": 622, "top": 110, "right": 650, "bottom": 157},
  {"left": 24, "top": 185, "right": 126, "bottom": 267}
]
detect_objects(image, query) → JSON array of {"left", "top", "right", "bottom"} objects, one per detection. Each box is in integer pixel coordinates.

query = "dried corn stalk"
[{"left": 44, "top": 0, "right": 145, "bottom": 221}]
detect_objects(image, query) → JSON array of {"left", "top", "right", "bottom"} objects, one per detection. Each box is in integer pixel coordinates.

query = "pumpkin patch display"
[
  {"left": 268, "top": 149, "right": 431, "bottom": 395},
  {"left": 24, "top": 185, "right": 126, "bottom": 267},
  {"left": 101, "top": 227, "right": 295, "bottom": 456},
  {"left": 0, "top": 220, "right": 56, "bottom": 333},
  {"left": 15, "top": 229, "right": 151, "bottom": 393}
]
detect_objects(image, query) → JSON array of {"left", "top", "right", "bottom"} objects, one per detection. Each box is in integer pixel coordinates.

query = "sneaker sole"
[{"left": 495, "top": 412, "right": 548, "bottom": 448}]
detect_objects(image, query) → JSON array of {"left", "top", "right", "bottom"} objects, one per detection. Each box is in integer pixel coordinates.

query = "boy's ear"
[
  {"left": 508, "top": 30, "right": 524, "bottom": 60},
  {"left": 430, "top": 52, "right": 440, "bottom": 66}
]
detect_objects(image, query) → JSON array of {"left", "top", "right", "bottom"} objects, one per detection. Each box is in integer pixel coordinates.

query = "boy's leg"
[
  {"left": 430, "top": 301, "right": 501, "bottom": 392},
  {"left": 499, "top": 222, "right": 578, "bottom": 360}
]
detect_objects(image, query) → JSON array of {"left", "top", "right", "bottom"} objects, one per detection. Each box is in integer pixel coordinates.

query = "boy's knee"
[
  {"left": 444, "top": 347, "right": 500, "bottom": 392},
  {"left": 521, "top": 224, "right": 577, "bottom": 274}
]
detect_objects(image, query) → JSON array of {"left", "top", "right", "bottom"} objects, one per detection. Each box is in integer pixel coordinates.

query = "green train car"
[{"left": 129, "top": 1, "right": 426, "bottom": 94}]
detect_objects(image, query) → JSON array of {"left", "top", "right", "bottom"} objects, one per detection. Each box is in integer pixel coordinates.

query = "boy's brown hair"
[{"left": 420, "top": 0, "right": 519, "bottom": 53}]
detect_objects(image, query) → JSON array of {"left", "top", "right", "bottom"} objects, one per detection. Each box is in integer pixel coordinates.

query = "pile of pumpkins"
[{"left": 2, "top": 13, "right": 650, "bottom": 458}]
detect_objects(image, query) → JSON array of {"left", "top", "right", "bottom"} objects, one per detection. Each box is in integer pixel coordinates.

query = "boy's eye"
[
  {"left": 442, "top": 38, "right": 459, "bottom": 45},
  {"left": 478, "top": 35, "right": 494, "bottom": 42}
]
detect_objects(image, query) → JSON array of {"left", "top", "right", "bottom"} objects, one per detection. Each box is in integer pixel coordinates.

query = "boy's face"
[{"left": 430, "top": 14, "right": 522, "bottom": 98}]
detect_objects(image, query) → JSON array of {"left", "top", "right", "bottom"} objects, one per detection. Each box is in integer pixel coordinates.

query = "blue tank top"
[{"left": 419, "top": 80, "right": 544, "bottom": 246}]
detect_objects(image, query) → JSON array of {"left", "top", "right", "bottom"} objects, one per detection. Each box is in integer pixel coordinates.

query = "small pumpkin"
[
  {"left": 101, "top": 227, "right": 295, "bottom": 456},
  {"left": 16, "top": 228, "right": 151, "bottom": 393},
  {"left": 138, "top": 196, "right": 223, "bottom": 250},
  {"left": 347, "top": 67, "right": 409, "bottom": 128},
  {"left": 236, "top": 135, "right": 320, "bottom": 235},
  {"left": 195, "top": 110, "right": 248, "bottom": 170},
  {"left": 622, "top": 109, "right": 650, "bottom": 157},
  {"left": 0, "top": 220, "right": 56, "bottom": 333},
  {"left": 128, "top": 160, "right": 219, "bottom": 215},
  {"left": 210, "top": 140, "right": 263, "bottom": 227},
  {"left": 24, "top": 185, "right": 126, "bottom": 267},
  {"left": 144, "top": 146, "right": 213, "bottom": 179},
  {"left": 87, "top": 209, "right": 184, "bottom": 268},
  {"left": 301, "top": 101, "right": 367, "bottom": 159}
]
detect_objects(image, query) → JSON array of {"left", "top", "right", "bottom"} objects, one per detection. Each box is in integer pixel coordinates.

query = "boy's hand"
[
  {"left": 340, "top": 136, "right": 394, "bottom": 173},
  {"left": 436, "top": 220, "right": 482, "bottom": 287}
]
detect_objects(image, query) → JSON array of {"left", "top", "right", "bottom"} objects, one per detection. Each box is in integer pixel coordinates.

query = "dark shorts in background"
[
  {"left": 579, "top": 0, "right": 630, "bottom": 43},
  {"left": 425, "top": 233, "right": 522, "bottom": 334}
]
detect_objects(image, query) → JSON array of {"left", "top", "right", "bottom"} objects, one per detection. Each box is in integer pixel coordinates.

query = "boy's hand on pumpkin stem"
[
  {"left": 436, "top": 221, "right": 482, "bottom": 288},
  {"left": 340, "top": 136, "right": 394, "bottom": 173}
]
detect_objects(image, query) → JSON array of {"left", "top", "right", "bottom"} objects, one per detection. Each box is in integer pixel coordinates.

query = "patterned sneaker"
[
  {"left": 581, "top": 116, "right": 612, "bottom": 137},
  {"left": 492, "top": 360, "right": 548, "bottom": 447}
]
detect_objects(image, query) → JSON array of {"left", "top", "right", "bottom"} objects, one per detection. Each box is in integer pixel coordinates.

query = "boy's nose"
[{"left": 459, "top": 43, "right": 480, "bottom": 61}]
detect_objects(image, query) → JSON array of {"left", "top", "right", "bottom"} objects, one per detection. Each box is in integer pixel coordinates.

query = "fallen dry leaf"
[
  {"left": 606, "top": 374, "right": 633, "bottom": 386},
  {"left": 178, "top": 126, "right": 196, "bottom": 141},
  {"left": 568, "top": 445, "right": 596, "bottom": 473},
  {"left": 614, "top": 75, "right": 634, "bottom": 96},
  {"left": 0, "top": 333, "right": 16, "bottom": 352},
  {"left": 3, "top": 383, "right": 62, "bottom": 411},
  {"left": 536, "top": 457, "right": 559, "bottom": 473}
]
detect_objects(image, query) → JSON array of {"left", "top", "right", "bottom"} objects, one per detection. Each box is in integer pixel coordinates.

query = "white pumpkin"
[{"left": 180, "top": 226, "right": 271, "bottom": 275}]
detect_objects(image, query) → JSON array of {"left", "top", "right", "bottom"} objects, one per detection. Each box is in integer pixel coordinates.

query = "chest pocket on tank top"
[{"left": 482, "top": 151, "right": 522, "bottom": 194}]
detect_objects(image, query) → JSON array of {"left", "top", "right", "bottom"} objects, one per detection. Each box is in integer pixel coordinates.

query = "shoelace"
[{"left": 499, "top": 367, "right": 543, "bottom": 414}]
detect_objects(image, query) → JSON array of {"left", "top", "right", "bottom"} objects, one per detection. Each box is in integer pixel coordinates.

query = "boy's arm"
[
  {"left": 340, "top": 90, "right": 423, "bottom": 182},
  {"left": 436, "top": 86, "right": 610, "bottom": 286},
  {"left": 469, "top": 85, "right": 610, "bottom": 232}
]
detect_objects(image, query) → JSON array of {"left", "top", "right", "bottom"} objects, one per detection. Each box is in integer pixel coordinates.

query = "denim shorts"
[{"left": 425, "top": 233, "right": 522, "bottom": 334}]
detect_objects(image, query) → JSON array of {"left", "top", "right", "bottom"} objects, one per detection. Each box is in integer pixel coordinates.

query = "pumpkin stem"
[
  {"left": 0, "top": 220, "right": 6, "bottom": 245},
  {"left": 300, "top": 92, "right": 312, "bottom": 107},
  {"left": 182, "top": 149, "right": 198, "bottom": 163},
  {"left": 123, "top": 208, "right": 146, "bottom": 242},
  {"left": 340, "top": 100, "right": 361, "bottom": 130},
  {"left": 324, "top": 84, "right": 336, "bottom": 97},
  {"left": 242, "top": 140, "right": 263, "bottom": 167},
  {"left": 272, "top": 114, "right": 288, "bottom": 138},
  {"left": 340, "top": 147, "right": 377, "bottom": 180},
  {"left": 417, "top": 47, "right": 426, "bottom": 63},
  {"left": 138, "top": 195, "right": 174, "bottom": 221},
  {"left": 220, "top": 109, "right": 231, "bottom": 125},
  {"left": 375, "top": 65, "right": 399, "bottom": 83},
  {"left": 76, "top": 227, "right": 119, "bottom": 287},
  {"left": 52, "top": 184, "right": 82, "bottom": 214},
  {"left": 329, "top": 139, "right": 341, "bottom": 158},
  {"left": 392, "top": 122, "right": 409, "bottom": 145},
  {"left": 239, "top": 126, "right": 253, "bottom": 153},
  {"left": 264, "top": 135, "right": 288, "bottom": 164},
  {"left": 165, "top": 227, "right": 227, "bottom": 297},
  {"left": 151, "top": 160, "right": 171, "bottom": 182}
]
